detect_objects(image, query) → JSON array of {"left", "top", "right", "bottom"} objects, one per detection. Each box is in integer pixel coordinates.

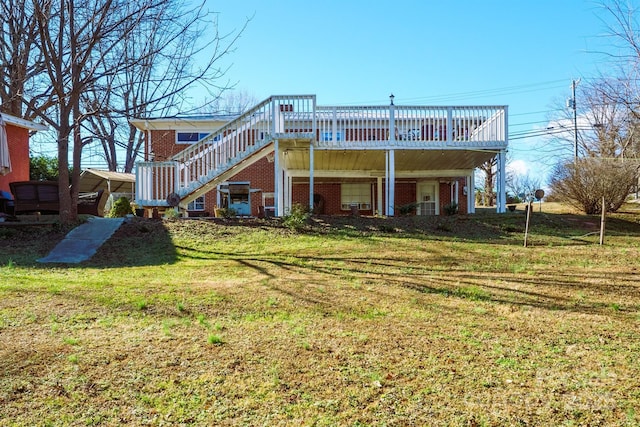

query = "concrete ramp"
[{"left": 38, "top": 217, "right": 125, "bottom": 263}]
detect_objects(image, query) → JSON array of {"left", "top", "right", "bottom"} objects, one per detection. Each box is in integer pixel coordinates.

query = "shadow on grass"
[
  {"left": 306, "top": 210, "right": 640, "bottom": 245},
  {"left": 84, "top": 218, "right": 177, "bottom": 267},
  {"left": 2, "top": 211, "right": 639, "bottom": 320},
  {"left": 0, "top": 218, "right": 177, "bottom": 268},
  {"left": 172, "top": 237, "right": 640, "bottom": 318}
]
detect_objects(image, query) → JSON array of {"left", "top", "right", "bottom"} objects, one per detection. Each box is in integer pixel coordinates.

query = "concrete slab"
[{"left": 38, "top": 217, "right": 125, "bottom": 263}]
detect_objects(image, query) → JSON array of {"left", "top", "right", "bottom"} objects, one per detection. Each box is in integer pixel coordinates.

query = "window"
[
  {"left": 187, "top": 196, "right": 205, "bottom": 211},
  {"left": 176, "top": 132, "right": 211, "bottom": 144},
  {"left": 341, "top": 183, "right": 371, "bottom": 210}
]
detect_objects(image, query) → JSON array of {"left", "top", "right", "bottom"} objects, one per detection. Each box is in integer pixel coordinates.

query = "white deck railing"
[
  {"left": 136, "top": 95, "right": 316, "bottom": 206},
  {"left": 315, "top": 105, "right": 507, "bottom": 148},
  {"left": 136, "top": 96, "right": 507, "bottom": 207}
]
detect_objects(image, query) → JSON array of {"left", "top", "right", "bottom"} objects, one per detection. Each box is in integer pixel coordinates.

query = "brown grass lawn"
[{"left": 1, "top": 205, "right": 640, "bottom": 426}]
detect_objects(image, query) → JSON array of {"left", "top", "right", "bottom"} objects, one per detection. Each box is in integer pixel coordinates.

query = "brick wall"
[
  {"left": 150, "top": 130, "right": 182, "bottom": 161},
  {"left": 293, "top": 183, "right": 342, "bottom": 215},
  {"left": 150, "top": 132, "right": 470, "bottom": 217},
  {"left": 195, "top": 175, "right": 469, "bottom": 217},
  {"left": 438, "top": 178, "right": 468, "bottom": 214},
  {"left": 0, "top": 124, "right": 30, "bottom": 195},
  {"left": 394, "top": 181, "right": 417, "bottom": 210}
]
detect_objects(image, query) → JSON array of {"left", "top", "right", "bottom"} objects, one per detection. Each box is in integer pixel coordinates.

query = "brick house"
[
  {"left": 131, "top": 95, "right": 508, "bottom": 217},
  {"left": 0, "top": 112, "right": 48, "bottom": 195}
]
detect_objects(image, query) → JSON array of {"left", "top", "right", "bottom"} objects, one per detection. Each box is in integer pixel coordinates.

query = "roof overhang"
[
  {"left": 130, "top": 116, "right": 237, "bottom": 131},
  {"left": 1, "top": 112, "right": 48, "bottom": 131}
]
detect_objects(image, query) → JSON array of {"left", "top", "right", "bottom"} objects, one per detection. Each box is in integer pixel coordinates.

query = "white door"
[{"left": 417, "top": 182, "right": 438, "bottom": 215}]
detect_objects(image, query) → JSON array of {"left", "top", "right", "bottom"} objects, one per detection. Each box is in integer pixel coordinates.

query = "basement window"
[{"left": 341, "top": 183, "right": 371, "bottom": 210}]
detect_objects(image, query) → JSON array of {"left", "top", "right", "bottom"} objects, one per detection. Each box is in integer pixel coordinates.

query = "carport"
[{"left": 79, "top": 169, "right": 136, "bottom": 211}]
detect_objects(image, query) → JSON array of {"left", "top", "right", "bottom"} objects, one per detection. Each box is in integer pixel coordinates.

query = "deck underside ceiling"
[{"left": 281, "top": 147, "right": 497, "bottom": 173}]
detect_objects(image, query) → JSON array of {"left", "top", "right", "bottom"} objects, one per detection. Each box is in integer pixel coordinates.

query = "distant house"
[
  {"left": 131, "top": 95, "right": 508, "bottom": 217},
  {"left": 0, "top": 112, "right": 48, "bottom": 195}
]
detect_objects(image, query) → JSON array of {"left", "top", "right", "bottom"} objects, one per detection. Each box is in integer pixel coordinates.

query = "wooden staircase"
[{"left": 135, "top": 95, "right": 316, "bottom": 209}]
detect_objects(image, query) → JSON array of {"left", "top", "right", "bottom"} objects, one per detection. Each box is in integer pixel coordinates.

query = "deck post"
[
  {"left": 274, "top": 139, "right": 281, "bottom": 216},
  {"left": 174, "top": 162, "right": 180, "bottom": 200},
  {"left": 497, "top": 149, "right": 507, "bottom": 213},
  {"left": 467, "top": 173, "right": 475, "bottom": 214},
  {"left": 377, "top": 176, "right": 383, "bottom": 216},
  {"left": 446, "top": 107, "right": 453, "bottom": 144},
  {"left": 387, "top": 99, "right": 396, "bottom": 216},
  {"left": 309, "top": 142, "right": 314, "bottom": 212},
  {"left": 386, "top": 149, "right": 395, "bottom": 216},
  {"left": 332, "top": 107, "right": 337, "bottom": 145}
]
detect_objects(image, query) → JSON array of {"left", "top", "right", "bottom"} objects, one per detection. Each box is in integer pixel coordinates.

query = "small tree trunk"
[{"left": 600, "top": 196, "right": 606, "bottom": 245}]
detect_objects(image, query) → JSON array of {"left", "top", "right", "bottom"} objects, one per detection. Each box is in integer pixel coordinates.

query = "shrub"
[
  {"left": 397, "top": 202, "right": 418, "bottom": 216},
  {"left": 215, "top": 207, "right": 236, "bottom": 218},
  {"left": 163, "top": 208, "right": 180, "bottom": 219},
  {"left": 507, "top": 195, "right": 522, "bottom": 204},
  {"left": 443, "top": 202, "right": 459, "bottom": 216},
  {"left": 283, "top": 203, "right": 310, "bottom": 230},
  {"left": 549, "top": 158, "right": 636, "bottom": 214},
  {"left": 107, "top": 197, "right": 134, "bottom": 218}
]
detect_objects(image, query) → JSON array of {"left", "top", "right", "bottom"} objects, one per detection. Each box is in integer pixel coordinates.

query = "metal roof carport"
[{"left": 79, "top": 168, "right": 135, "bottom": 195}]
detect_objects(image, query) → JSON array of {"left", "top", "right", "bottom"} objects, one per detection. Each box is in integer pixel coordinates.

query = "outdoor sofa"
[
  {"left": 9, "top": 181, "right": 60, "bottom": 214},
  {"left": 9, "top": 181, "right": 107, "bottom": 216}
]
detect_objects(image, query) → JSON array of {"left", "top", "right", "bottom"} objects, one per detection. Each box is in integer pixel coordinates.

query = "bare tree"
[
  {"left": 506, "top": 171, "right": 541, "bottom": 201},
  {"left": 477, "top": 157, "right": 496, "bottom": 206},
  {"left": 543, "top": 1, "right": 640, "bottom": 212},
  {"left": 80, "top": 2, "right": 249, "bottom": 172},
  {"left": 27, "top": 0, "right": 160, "bottom": 223},
  {"left": 1, "top": 0, "right": 246, "bottom": 223},
  {"left": 550, "top": 158, "right": 637, "bottom": 214},
  {"left": 209, "top": 89, "right": 258, "bottom": 115},
  {"left": 0, "top": 0, "right": 43, "bottom": 116}
]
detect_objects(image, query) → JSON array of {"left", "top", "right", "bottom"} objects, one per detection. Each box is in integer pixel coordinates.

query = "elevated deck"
[{"left": 135, "top": 95, "right": 507, "bottom": 210}]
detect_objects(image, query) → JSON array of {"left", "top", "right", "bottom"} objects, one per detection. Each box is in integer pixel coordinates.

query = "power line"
[{"left": 334, "top": 79, "right": 572, "bottom": 106}]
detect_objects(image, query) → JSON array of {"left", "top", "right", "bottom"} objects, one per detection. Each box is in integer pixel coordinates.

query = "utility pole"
[{"left": 570, "top": 79, "right": 580, "bottom": 161}]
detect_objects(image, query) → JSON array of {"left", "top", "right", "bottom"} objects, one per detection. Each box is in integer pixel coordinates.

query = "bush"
[
  {"left": 507, "top": 195, "right": 522, "bottom": 204},
  {"left": 107, "top": 197, "right": 134, "bottom": 218},
  {"left": 215, "top": 207, "right": 236, "bottom": 218},
  {"left": 163, "top": 208, "right": 180, "bottom": 219},
  {"left": 549, "top": 158, "right": 636, "bottom": 214},
  {"left": 443, "top": 202, "right": 459, "bottom": 216},
  {"left": 283, "top": 203, "right": 310, "bottom": 230},
  {"left": 397, "top": 202, "right": 418, "bottom": 216}
]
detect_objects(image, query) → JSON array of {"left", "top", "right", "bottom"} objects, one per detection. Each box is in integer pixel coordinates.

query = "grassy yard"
[{"left": 1, "top": 205, "right": 640, "bottom": 426}]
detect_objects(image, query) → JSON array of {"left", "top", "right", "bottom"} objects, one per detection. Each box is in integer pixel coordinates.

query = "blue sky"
[{"left": 205, "top": 0, "right": 615, "bottom": 184}]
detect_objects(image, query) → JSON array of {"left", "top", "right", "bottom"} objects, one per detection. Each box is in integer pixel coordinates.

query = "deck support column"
[
  {"left": 467, "top": 173, "right": 475, "bottom": 214},
  {"left": 274, "top": 140, "right": 283, "bottom": 216},
  {"left": 386, "top": 97, "right": 396, "bottom": 217},
  {"left": 309, "top": 142, "right": 314, "bottom": 212},
  {"left": 377, "top": 176, "right": 383, "bottom": 216},
  {"left": 496, "top": 149, "right": 507, "bottom": 213},
  {"left": 386, "top": 149, "right": 395, "bottom": 216}
]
